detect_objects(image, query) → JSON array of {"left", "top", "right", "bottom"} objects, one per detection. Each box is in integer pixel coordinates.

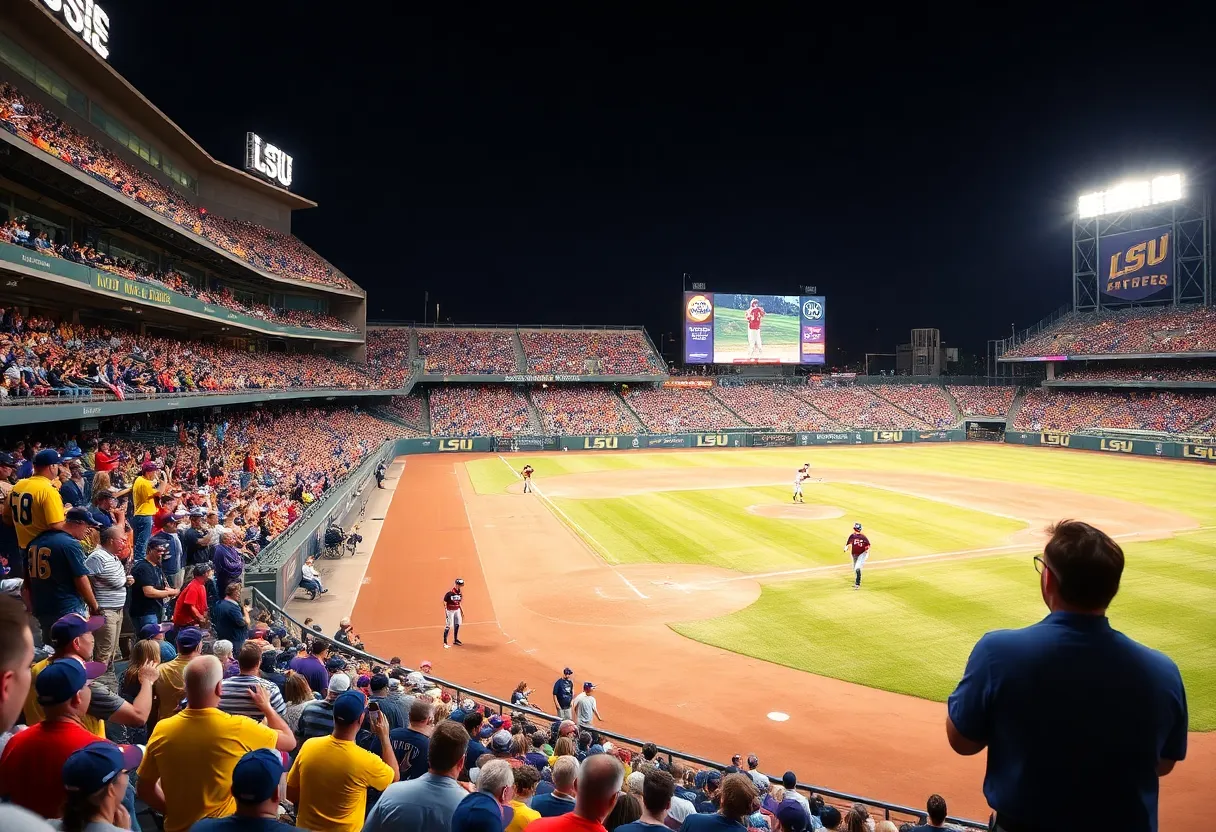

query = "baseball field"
[{"left": 465, "top": 443, "right": 1216, "bottom": 731}]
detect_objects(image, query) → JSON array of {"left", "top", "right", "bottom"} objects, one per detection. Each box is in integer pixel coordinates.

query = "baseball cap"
[
  {"left": 369, "top": 673, "right": 389, "bottom": 691},
  {"left": 854, "top": 522, "right": 862, "bottom": 531},
  {"left": 489, "top": 715, "right": 503, "bottom": 729},
  {"left": 776, "top": 800, "right": 811, "bottom": 832},
  {"left": 388, "top": 678, "right": 400, "bottom": 690},
  {"left": 33, "top": 448, "right": 62, "bottom": 467},
  {"left": 231, "top": 748, "right": 284, "bottom": 804},
  {"left": 325, "top": 656, "right": 346, "bottom": 672},
  {"left": 333, "top": 690, "right": 367, "bottom": 723},
  {"left": 36, "top": 659, "right": 104, "bottom": 705},
  {"left": 95, "top": 487, "right": 117, "bottom": 500},
  {"left": 419, "top": 659, "right": 432, "bottom": 670},
  {"left": 189, "top": 506, "right": 207, "bottom": 517},
  {"left": 451, "top": 790, "right": 505, "bottom": 832},
  {"left": 328, "top": 673, "right": 352, "bottom": 694},
  {"left": 490, "top": 730, "right": 513, "bottom": 754},
  {"left": 138, "top": 622, "right": 173, "bottom": 640},
  {"left": 583, "top": 681, "right": 595, "bottom": 690},
  {"left": 562, "top": 667, "right": 573, "bottom": 675},
  {"left": 478, "top": 726, "right": 494, "bottom": 740},
  {"left": 356, "top": 674, "right": 371, "bottom": 689},
  {"left": 0, "top": 452, "right": 15, "bottom": 467},
  {"left": 175, "top": 627, "right": 203, "bottom": 651},
  {"left": 405, "top": 671, "right": 426, "bottom": 689},
  {"left": 454, "top": 578, "right": 465, "bottom": 586},
  {"left": 141, "top": 461, "right": 160, "bottom": 472},
  {"left": 64, "top": 507, "right": 101, "bottom": 527},
  {"left": 62, "top": 741, "right": 143, "bottom": 795},
  {"left": 50, "top": 613, "right": 105, "bottom": 644},
  {"left": 706, "top": 771, "right": 723, "bottom": 787}
]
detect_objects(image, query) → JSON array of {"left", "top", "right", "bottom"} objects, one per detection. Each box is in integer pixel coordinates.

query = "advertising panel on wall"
[
  {"left": 1099, "top": 225, "right": 1172, "bottom": 301},
  {"left": 684, "top": 292, "right": 826, "bottom": 365}
]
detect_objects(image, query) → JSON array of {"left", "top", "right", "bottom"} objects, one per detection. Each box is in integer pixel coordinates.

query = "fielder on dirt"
[{"left": 443, "top": 577, "right": 465, "bottom": 648}]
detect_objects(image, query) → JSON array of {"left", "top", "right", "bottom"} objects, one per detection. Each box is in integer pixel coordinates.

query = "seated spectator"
[
  {"left": 529, "top": 754, "right": 626, "bottom": 831},
  {"left": 361, "top": 720, "right": 472, "bottom": 832},
  {"left": 137, "top": 654, "right": 295, "bottom": 832},
  {"left": 531, "top": 755, "right": 579, "bottom": 817},
  {"left": 138, "top": 622, "right": 178, "bottom": 663},
  {"left": 190, "top": 748, "right": 288, "bottom": 831},
  {"left": 57, "top": 741, "right": 144, "bottom": 832},
  {"left": 219, "top": 642, "right": 288, "bottom": 721},
  {"left": 906, "top": 794, "right": 948, "bottom": 831},
  {"left": 507, "top": 764, "right": 543, "bottom": 831},
  {"left": 946, "top": 521, "right": 1187, "bottom": 831},
  {"left": 296, "top": 672, "right": 351, "bottom": 747},
  {"left": 678, "top": 773, "right": 757, "bottom": 832}
]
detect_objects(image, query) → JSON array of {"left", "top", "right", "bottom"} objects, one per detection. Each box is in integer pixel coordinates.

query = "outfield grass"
[
  {"left": 674, "top": 529, "right": 1216, "bottom": 731},
  {"left": 465, "top": 445, "right": 1216, "bottom": 729}
]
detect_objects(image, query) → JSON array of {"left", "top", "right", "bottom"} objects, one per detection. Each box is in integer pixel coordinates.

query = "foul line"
[{"left": 495, "top": 455, "right": 648, "bottom": 599}]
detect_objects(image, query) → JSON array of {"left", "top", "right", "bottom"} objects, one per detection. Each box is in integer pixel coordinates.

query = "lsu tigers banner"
[{"left": 1100, "top": 225, "right": 1172, "bottom": 301}]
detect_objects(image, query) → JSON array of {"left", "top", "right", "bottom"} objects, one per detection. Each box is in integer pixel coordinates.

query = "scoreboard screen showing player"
[{"left": 683, "top": 292, "right": 826, "bottom": 365}]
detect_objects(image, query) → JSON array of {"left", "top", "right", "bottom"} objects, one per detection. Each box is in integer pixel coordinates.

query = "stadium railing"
[{"left": 248, "top": 586, "right": 987, "bottom": 829}]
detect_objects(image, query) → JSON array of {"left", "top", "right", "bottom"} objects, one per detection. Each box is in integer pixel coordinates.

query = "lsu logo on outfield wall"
[
  {"left": 871, "top": 431, "right": 903, "bottom": 443},
  {"left": 1041, "top": 432, "right": 1070, "bottom": 447},
  {"left": 583, "top": 437, "right": 619, "bottom": 450},
  {"left": 696, "top": 434, "right": 730, "bottom": 447},
  {"left": 1182, "top": 444, "right": 1216, "bottom": 462},
  {"left": 438, "top": 438, "right": 473, "bottom": 451},
  {"left": 1100, "top": 438, "right": 1134, "bottom": 454}
]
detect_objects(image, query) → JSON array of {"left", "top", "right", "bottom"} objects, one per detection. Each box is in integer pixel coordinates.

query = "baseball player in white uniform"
[
  {"left": 793, "top": 463, "right": 810, "bottom": 503},
  {"left": 443, "top": 577, "right": 465, "bottom": 648}
]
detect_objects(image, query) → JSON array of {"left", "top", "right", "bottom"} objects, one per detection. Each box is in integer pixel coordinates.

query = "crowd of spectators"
[
  {"left": 1054, "top": 362, "right": 1216, "bottom": 383},
  {"left": 418, "top": 329, "right": 520, "bottom": 375},
  {"left": 1004, "top": 305, "right": 1216, "bottom": 358},
  {"left": 871, "top": 385, "right": 956, "bottom": 428},
  {"left": 0, "top": 83, "right": 358, "bottom": 292},
  {"left": 429, "top": 386, "right": 537, "bottom": 437},
  {"left": 801, "top": 386, "right": 932, "bottom": 430},
  {"left": 521, "top": 330, "right": 665, "bottom": 375},
  {"left": 0, "top": 219, "right": 356, "bottom": 333},
  {"left": 1013, "top": 388, "right": 1216, "bottom": 434},
  {"left": 0, "top": 309, "right": 399, "bottom": 401},
  {"left": 384, "top": 393, "right": 428, "bottom": 431},
  {"left": 531, "top": 385, "right": 644, "bottom": 435},
  {"left": 710, "top": 383, "right": 841, "bottom": 431},
  {"left": 946, "top": 386, "right": 1014, "bottom": 418},
  {"left": 625, "top": 387, "right": 745, "bottom": 432}
]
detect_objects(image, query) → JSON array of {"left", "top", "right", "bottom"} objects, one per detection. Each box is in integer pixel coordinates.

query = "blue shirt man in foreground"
[{"left": 947, "top": 520, "right": 1187, "bottom": 832}]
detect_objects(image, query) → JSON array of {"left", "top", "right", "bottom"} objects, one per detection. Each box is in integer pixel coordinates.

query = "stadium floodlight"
[{"left": 1077, "top": 173, "right": 1184, "bottom": 218}]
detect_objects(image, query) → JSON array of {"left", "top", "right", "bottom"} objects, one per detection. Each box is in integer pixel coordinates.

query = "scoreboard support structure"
[{"left": 1072, "top": 193, "right": 1210, "bottom": 313}]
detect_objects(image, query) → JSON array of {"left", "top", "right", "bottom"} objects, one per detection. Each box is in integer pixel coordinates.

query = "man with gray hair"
[
  {"left": 474, "top": 758, "right": 515, "bottom": 806},
  {"left": 530, "top": 755, "right": 579, "bottom": 817},
  {"left": 84, "top": 525, "right": 131, "bottom": 668},
  {"left": 529, "top": 754, "right": 624, "bottom": 830}
]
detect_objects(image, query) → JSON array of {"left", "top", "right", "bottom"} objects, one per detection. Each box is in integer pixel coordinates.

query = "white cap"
[{"left": 328, "top": 673, "right": 351, "bottom": 693}]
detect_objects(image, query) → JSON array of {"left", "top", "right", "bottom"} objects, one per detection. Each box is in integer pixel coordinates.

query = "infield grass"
[
  {"left": 465, "top": 445, "right": 1216, "bottom": 728},
  {"left": 714, "top": 306, "right": 800, "bottom": 353}
]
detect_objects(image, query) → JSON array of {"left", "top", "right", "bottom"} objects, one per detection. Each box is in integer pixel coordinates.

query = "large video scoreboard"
[{"left": 684, "top": 292, "right": 825, "bottom": 365}]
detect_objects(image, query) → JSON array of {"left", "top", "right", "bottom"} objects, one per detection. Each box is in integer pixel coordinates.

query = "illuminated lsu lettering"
[
  {"left": 437, "top": 438, "right": 473, "bottom": 452},
  {"left": 1100, "top": 438, "right": 1134, "bottom": 454},
  {"left": 582, "top": 437, "right": 619, "bottom": 450},
  {"left": 245, "top": 133, "right": 294, "bottom": 189},
  {"left": 1041, "top": 432, "right": 1070, "bottom": 447},
  {"left": 696, "top": 434, "right": 729, "bottom": 447},
  {"left": 41, "top": 0, "right": 111, "bottom": 61},
  {"left": 1107, "top": 232, "right": 1170, "bottom": 294},
  {"left": 872, "top": 431, "right": 903, "bottom": 443},
  {"left": 1182, "top": 444, "right": 1216, "bottom": 462}
]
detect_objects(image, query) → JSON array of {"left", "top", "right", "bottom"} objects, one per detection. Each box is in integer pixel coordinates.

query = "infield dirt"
[{"left": 351, "top": 453, "right": 1214, "bottom": 826}]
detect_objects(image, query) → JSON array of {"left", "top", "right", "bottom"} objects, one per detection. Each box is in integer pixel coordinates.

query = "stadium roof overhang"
[{"left": 15, "top": 0, "right": 316, "bottom": 212}]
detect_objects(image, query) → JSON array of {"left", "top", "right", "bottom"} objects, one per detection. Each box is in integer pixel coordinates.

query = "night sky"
[{"left": 100, "top": 3, "right": 1216, "bottom": 368}]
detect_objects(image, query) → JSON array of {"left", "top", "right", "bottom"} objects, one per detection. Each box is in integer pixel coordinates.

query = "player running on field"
[
  {"left": 443, "top": 578, "right": 465, "bottom": 648},
  {"left": 792, "top": 463, "right": 810, "bottom": 503},
  {"left": 521, "top": 464, "right": 535, "bottom": 494},
  {"left": 843, "top": 522, "right": 870, "bottom": 589},
  {"left": 745, "top": 299, "right": 766, "bottom": 357}
]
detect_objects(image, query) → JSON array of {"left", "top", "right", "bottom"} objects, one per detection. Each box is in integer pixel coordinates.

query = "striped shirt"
[
  {"left": 217, "top": 675, "right": 286, "bottom": 721},
  {"left": 83, "top": 547, "right": 128, "bottom": 609},
  {"left": 295, "top": 698, "right": 337, "bottom": 745}
]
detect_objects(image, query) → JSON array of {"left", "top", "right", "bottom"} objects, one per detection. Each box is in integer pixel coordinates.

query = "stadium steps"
[
  {"left": 408, "top": 328, "right": 419, "bottom": 363},
  {"left": 510, "top": 329, "right": 528, "bottom": 373},
  {"left": 523, "top": 394, "right": 546, "bottom": 434},
  {"left": 870, "top": 388, "right": 939, "bottom": 429},
  {"left": 615, "top": 389, "right": 652, "bottom": 432},
  {"left": 942, "top": 388, "right": 965, "bottom": 424},
  {"left": 1005, "top": 388, "right": 1029, "bottom": 430},
  {"left": 788, "top": 389, "right": 852, "bottom": 429},
  {"left": 369, "top": 408, "right": 416, "bottom": 431},
  {"left": 419, "top": 395, "right": 432, "bottom": 434}
]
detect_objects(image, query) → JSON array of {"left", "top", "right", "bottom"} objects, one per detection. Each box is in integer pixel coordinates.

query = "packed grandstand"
[{"left": 0, "top": 7, "right": 1212, "bottom": 832}]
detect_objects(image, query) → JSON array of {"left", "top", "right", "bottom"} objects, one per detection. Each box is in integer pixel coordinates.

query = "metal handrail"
[{"left": 248, "top": 588, "right": 987, "bottom": 829}]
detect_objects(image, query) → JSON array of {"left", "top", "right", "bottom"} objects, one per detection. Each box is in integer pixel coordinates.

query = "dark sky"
[{"left": 101, "top": 2, "right": 1216, "bottom": 367}]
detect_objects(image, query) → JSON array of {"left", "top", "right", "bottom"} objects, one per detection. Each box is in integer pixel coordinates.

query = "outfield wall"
[{"left": 1005, "top": 431, "right": 1216, "bottom": 462}]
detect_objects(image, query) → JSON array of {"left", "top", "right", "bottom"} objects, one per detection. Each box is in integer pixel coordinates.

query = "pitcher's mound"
[{"left": 747, "top": 504, "right": 845, "bottom": 520}]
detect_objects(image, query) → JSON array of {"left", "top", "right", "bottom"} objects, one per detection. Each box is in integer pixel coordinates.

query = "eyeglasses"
[{"left": 1033, "top": 556, "right": 1056, "bottom": 579}]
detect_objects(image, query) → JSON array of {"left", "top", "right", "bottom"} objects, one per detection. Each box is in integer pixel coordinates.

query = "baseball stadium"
[{"left": 0, "top": 4, "right": 1212, "bottom": 832}]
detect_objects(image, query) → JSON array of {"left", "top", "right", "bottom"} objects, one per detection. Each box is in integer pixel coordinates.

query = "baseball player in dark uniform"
[
  {"left": 521, "top": 464, "right": 535, "bottom": 494},
  {"left": 844, "top": 522, "right": 871, "bottom": 589},
  {"left": 443, "top": 578, "right": 465, "bottom": 648}
]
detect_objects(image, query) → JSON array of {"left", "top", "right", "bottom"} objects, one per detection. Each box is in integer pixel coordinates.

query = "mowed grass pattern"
[
  {"left": 465, "top": 446, "right": 1216, "bottom": 729},
  {"left": 548, "top": 483, "right": 1024, "bottom": 571},
  {"left": 714, "top": 306, "right": 800, "bottom": 352}
]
